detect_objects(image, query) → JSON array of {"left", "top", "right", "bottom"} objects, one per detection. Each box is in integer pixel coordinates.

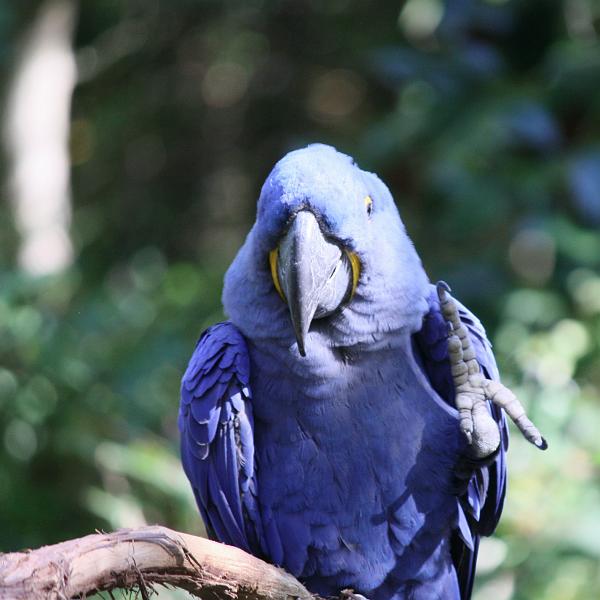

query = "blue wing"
[
  {"left": 413, "top": 285, "right": 509, "bottom": 600},
  {"left": 179, "top": 322, "right": 265, "bottom": 555}
]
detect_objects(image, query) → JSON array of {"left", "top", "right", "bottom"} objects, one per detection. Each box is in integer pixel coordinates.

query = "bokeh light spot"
[
  {"left": 509, "top": 228, "right": 556, "bottom": 285},
  {"left": 504, "top": 289, "right": 565, "bottom": 327},
  {"left": 4, "top": 419, "right": 37, "bottom": 461},
  {"left": 164, "top": 263, "right": 203, "bottom": 307},
  {"left": 0, "top": 368, "right": 18, "bottom": 406},
  {"left": 477, "top": 537, "right": 508, "bottom": 575},
  {"left": 473, "top": 572, "right": 514, "bottom": 600},
  {"left": 307, "top": 69, "right": 366, "bottom": 123},
  {"left": 398, "top": 0, "right": 443, "bottom": 41},
  {"left": 201, "top": 62, "right": 249, "bottom": 108},
  {"left": 567, "top": 269, "right": 600, "bottom": 315},
  {"left": 17, "top": 375, "right": 57, "bottom": 425},
  {"left": 11, "top": 306, "right": 43, "bottom": 341}
]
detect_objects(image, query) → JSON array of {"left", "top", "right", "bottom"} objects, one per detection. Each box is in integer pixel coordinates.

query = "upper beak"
[{"left": 271, "top": 210, "right": 353, "bottom": 356}]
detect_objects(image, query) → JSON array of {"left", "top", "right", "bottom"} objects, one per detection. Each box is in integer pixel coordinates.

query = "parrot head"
[{"left": 223, "top": 144, "right": 429, "bottom": 357}]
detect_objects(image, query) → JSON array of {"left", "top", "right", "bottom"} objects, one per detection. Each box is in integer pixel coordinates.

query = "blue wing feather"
[
  {"left": 179, "top": 322, "right": 265, "bottom": 556},
  {"left": 413, "top": 285, "right": 509, "bottom": 600}
]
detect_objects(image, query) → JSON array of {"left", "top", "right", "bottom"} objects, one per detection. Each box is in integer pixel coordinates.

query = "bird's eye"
[{"left": 364, "top": 196, "right": 373, "bottom": 217}]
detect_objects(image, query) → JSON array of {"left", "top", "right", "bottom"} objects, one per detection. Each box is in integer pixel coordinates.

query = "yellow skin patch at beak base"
[
  {"left": 347, "top": 250, "right": 361, "bottom": 297},
  {"left": 269, "top": 247, "right": 361, "bottom": 301},
  {"left": 269, "top": 248, "right": 286, "bottom": 300}
]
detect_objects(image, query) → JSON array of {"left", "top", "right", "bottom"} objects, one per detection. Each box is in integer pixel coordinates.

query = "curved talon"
[
  {"left": 484, "top": 380, "right": 548, "bottom": 451},
  {"left": 436, "top": 280, "right": 452, "bottom": 300}
]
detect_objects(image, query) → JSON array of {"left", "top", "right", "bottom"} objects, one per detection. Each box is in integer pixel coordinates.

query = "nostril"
[{"left": 328, "top": 260, "right": 341, "bottom": 281}]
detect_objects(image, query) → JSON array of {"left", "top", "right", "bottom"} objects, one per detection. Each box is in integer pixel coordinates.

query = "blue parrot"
[{"left": 179, "top": 144, "right": 545, "bottom": 599}]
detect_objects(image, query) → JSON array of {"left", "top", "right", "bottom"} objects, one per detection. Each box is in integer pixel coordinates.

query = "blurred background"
[{"left": 0, "top": 0, "right": 599, "bottom": 598}]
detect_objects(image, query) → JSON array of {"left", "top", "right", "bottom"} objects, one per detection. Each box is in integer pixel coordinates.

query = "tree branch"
[{"left": 0, "top": 525, "right": 317, "bottom": 600}]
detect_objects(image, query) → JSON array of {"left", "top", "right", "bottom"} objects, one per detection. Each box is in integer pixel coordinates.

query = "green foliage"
[{"left": 1, "top": 1, "right": 600, "bottom": 598}]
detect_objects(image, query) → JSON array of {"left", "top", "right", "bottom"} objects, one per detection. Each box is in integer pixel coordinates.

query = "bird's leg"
[
  {"left": 438, "top": 281, "right": 500, "bottom": 458},
  {"left": 436, "top": 281, "right": 547, "bottom": 458}
]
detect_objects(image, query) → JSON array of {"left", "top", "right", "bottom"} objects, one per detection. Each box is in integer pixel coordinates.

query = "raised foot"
[{"left": 436, "top": 281, "right": 548, "bottom": 458}]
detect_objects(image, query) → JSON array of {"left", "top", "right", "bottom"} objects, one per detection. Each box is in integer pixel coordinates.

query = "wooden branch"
[{"left": 0, "top": 525, "right": 316, "bottom": 600}]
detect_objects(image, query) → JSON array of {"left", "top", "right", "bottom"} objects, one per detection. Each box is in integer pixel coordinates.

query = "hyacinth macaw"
[{"left": 179, "top": 145, "right": 546, "bottom": 599}]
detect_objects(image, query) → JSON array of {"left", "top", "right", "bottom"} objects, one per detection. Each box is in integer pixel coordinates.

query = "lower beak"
[{"left": 271, "top": 210, "right": 353, "bottom": 356}]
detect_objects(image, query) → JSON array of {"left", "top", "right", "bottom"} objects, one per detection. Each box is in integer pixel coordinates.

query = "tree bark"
[{"left": 0, "top": 525, "right": 316, "bottom": 600}]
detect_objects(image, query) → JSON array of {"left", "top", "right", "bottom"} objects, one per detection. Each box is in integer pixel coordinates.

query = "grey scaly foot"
[{"left": 437, "top": 281, "right": 548, "bottom": 458}]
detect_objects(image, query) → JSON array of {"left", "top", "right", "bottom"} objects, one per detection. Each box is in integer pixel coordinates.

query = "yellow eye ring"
[{"left": 364, "top": 195, "right": 373, "bottom": 217}]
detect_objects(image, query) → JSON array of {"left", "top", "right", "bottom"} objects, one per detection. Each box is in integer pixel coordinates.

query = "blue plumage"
[{"left": 179, "top": 144, "right": 508, "bottom": 599}]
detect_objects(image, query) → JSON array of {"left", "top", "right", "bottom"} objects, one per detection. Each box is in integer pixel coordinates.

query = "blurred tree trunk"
[{"left": 0, "top": 525, "right": 315, "bottom": 600}]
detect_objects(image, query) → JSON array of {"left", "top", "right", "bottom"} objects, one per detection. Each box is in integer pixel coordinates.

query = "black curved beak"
[{"left": 274, "top": 210, "right": 352, "bottom": 356}]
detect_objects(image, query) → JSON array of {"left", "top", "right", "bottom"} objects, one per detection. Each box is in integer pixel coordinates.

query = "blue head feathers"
[
  {"left": 254, "top": 144, "right": 399, "bottom": 253},
  {"left": 223, "top": 143, "right": 430, "bottom": 352}
]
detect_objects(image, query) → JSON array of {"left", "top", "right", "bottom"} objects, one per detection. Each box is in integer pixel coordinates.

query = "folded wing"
[{"left": 179, "top": 322, "right": 265, "bottom": 555}]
